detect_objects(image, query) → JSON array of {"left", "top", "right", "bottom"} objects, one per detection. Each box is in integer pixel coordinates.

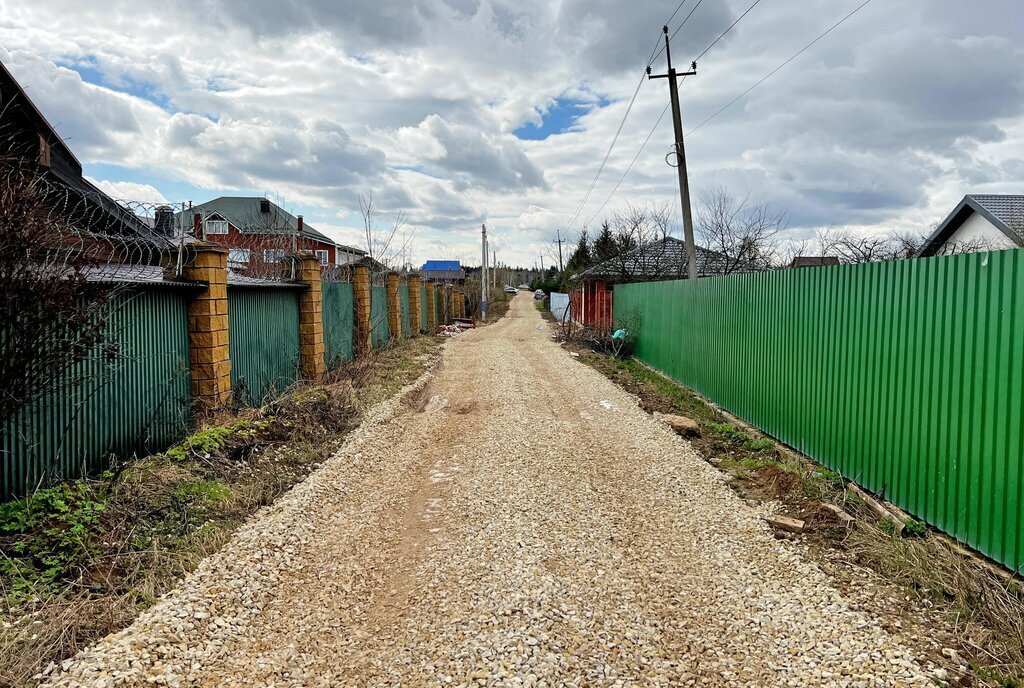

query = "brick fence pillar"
[
  {"left": 408, "top": 274, "right": 422, "bottom": 335},
  {"left": 183, "top": 243, "right": 231, "bottom": 408},
  {"left": 387, "top": 272, "right": 401, "bottom": 341},
  {"left": 296, "top": 254, "right": 326, "bottom": 379},
  {"left": 449, "top": 289, "right": 459, "bottom": 323},
  {"left": 425, "top": 282, "right": 436, "bottom": 332},
  {"left": 353, "top": 264, "right": 371, "bottom": 356}
]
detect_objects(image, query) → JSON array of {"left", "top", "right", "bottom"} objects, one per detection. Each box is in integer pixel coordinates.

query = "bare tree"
[
  {"left": 0, "top": 143, "right": 125, "bottom": 425},
  {"left": 605, "top": 202, "right": 679, "bottom": 280},
  {"left": 697, "top": 186, "right": 786, "bottom": 274},
  {"left": 358, "top": 191, "right": 412, "bottom": 273}
]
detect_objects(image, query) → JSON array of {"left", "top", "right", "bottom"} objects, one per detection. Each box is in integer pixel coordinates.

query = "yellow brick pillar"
[
  {"left": 183, "top": 243, "right": 231, "bottom": 408},
  {"left": 387, "top": 272, "right": 401, "bottom": 341},
  {"left": 408, "top": 274, "right": 422, "bottom": 336},
  {"left": 353, "top": 264, "right": 371, "bottom": 357},
  {"left": 425, "top": 282, "right": 436, "bottom": 332},
  {"left": 449, "top": 289, "right": 459, "bottom": 323},
  {"left": 296, "top": 254, "right": 326, "bottom": 379}
]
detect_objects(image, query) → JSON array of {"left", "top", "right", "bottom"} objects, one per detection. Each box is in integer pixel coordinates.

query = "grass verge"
[
  {"left": 0, "top": 335, "right": 441, "bottom": 686},
  {"left": 580, "top": 349, "right": 1024, "bottom": 688}
]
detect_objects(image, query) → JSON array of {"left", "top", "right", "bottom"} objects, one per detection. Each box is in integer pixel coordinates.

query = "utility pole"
[
  {"left": 481, "top": 224, "right": 488, "bottom": 320},
  {"left": 492, "top": 250, "right": 497, "bottom": 291},
  {"left": 539, "top": 253, "right": 545, "bottom": 273},
  {"left": 648, "top": 25, "right": 698, "bottom": 280},
  {"left": 553, "top": 229, "right": 565, "bottom": 274}
]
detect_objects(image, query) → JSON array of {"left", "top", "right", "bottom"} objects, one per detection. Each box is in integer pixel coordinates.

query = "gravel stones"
[{"left": 42, "top": 295, "right": 931, "bottom": 687}]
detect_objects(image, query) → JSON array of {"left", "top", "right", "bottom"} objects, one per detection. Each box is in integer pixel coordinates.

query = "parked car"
[
  {"left": 518, "top": 283, "right": 530, "bottom": 290},
  {"left": 534, "top": 289, "right": 545, "bottom": 300},
  {"left": 504, "top": 285, "right": 518, "bottom": 294}
]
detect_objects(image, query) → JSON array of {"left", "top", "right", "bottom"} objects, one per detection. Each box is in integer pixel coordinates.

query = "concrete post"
[
  {"left": 183, "top": 243, "right": 231, "bottom": 408},
  {"left": 409, "top": 274, "right": 422, "bottom": 335},
  {"left": 387, "top": 272, "right": 401, "bottom": 341},
  {"left": 353, "top": 264, "right": 371, "bottom": 356},
  {"left": 425, "top": 282, "right": 436, "bottom": 332},
  {"left": 296, "top": 254, "right": 326, "bottom": 379}
]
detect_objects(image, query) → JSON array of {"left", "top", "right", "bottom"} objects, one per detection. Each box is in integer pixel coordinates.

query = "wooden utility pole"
[
  {"left": 648, "top": 25, "right": 698, "bottom": 280},
  {"left": 553, "top": 229, "right": 565, "bottom": 274}
]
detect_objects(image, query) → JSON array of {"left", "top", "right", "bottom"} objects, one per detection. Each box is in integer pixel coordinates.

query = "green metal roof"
[{"left": 187, "top": 197, "right": 364, "bottom": 253}]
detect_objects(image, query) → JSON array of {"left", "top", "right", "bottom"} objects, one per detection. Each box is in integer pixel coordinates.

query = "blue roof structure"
[{"left": 422, "top": 260, "right": 461, "bottom": 272}]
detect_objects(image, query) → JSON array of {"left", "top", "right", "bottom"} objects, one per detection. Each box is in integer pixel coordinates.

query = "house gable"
[{"left": 917, "top": 195, "right": 1024, "bottom": 257}]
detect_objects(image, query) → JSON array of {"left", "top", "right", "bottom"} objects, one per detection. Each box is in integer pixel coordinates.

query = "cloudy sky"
[{"left": 2, "top": 0, "right": 1022, "bottom": 267}]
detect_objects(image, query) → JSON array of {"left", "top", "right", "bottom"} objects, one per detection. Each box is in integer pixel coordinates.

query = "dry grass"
[
  {"left": 0, "top": 334, "right": 442, "bottom": 687},
  {"left": 580, "top": 348, "right": 1024, "bottom": 687}
]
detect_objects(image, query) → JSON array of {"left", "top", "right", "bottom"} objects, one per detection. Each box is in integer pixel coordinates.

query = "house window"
[
  {"left": 315, "top": 249, "right": 330, "bottom": 266},
  {"left": 263, "top": 248, "right": 286, "bottom": 263},
  {"left": 205, "top": 219, "right": 229, "bottom": 235},
  {"left": 228, "top": 248, "right": 250, "bottom": 265}
]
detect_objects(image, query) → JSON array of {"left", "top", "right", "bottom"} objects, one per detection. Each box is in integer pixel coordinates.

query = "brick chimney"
[{"left": 193, "top": 213, "right": 203, "bottom": 239}]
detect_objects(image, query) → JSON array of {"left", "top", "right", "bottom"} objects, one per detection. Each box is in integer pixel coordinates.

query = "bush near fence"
[{"left": 615, "top": 249, "right": 1024, "bottom": 573}]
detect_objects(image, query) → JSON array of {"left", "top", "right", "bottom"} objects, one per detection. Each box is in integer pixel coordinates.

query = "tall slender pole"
[
  {"left": 481, "top": 224, "right": 488, "bottom": 320},
  {"left": 649, "top": 26, "right": 698, "bottom": 280}
]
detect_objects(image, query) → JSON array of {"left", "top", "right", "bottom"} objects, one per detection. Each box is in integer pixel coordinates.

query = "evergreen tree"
[
  {"left": 565, "top": 229, "right": 592, "bottom": 272},
  {"left": 592, "top": 221, "right": 618, "bottom": 264}
]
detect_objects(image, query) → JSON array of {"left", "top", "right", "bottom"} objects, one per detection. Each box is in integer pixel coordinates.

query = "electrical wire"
[
  {"left": 689, "top": 0, "right": 875, "bottom": 135},
  {"left": 694, "top": 0, "right": 764, "bottom": 62},
  {"left": 583, "top": 102, "right": 671, "bottom": 228},
  {"left": 650, "top": 0, "right": 708, "bottom": 66},
  {"left": 560, "top": 70, "right": 648, "bottom": 232},
  {"left": 582, "top": 0, "right": 869, "bottom": 226}
]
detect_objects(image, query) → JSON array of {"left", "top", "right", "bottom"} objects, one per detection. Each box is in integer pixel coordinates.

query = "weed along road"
[{"left": 44, "top": 293, "right": 930, "bottom": 687}]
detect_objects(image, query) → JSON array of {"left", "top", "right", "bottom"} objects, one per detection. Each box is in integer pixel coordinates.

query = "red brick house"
[{"left": 183, "top": 197, "right": 366, "bottom": 273}]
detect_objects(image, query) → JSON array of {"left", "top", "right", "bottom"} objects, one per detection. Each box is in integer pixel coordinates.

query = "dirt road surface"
[{"left": 44, "top": 294, "right": 930, "bottom": 687}]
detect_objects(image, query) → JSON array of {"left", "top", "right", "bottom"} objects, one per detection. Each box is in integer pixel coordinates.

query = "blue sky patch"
[
  {"left": 62, "top": 57, "right": 174, "bottom": 111},
  {"left": 514, "top": 97, "right": 602, "bottom": 141}
]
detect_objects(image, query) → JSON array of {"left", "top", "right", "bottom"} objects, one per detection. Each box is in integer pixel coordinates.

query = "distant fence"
[
  {"left": 0, "top": 260, "right": 450, "bottom": 499},
  {"left": 550, "top": 292, "right": 570, "bottom": 322},
  {"left": 615, "top": 249, "right": 1024, "bottom": 572}
]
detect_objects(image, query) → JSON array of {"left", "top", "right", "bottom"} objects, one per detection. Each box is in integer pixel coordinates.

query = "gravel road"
[{"left": 43, "top": 294, "right": 931, "bottom": 687}]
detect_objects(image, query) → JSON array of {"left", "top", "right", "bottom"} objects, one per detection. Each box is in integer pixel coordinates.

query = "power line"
[
  {"left": 584, "top": 102, "right": 670, "bottom": 228},
  {"left": 694, "top": 0, "right": 763, "bottom": 62},
  {"left": 650, "top": 0, "right": 708, "bottom": 65},
  {"left": 585, "top": 0, "right": 767, "bottom": 227},
  {"left": 689, "top": 0, "right": 875, "bottom": 135},
  {"left": 561, "top": 70, "right": 648, "bottom": 232}
]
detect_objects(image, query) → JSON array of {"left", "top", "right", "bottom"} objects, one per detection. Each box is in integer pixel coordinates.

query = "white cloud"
[{"left": 0, "top": 0, "right": 1021, "bottom": 267}]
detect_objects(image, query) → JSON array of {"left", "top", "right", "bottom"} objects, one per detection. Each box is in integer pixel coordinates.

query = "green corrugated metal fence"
[
  {"left": 371, "top": 285, "right": 389, "bottom": 348},
  {"left": 421, "top": 286, "right": 429, "bottom": 332},
  {"left": 1, "top": 288, "right": 192, "bottom": 499},
  {"left": 322, "top": 282, "right": 354, "bottom": 366},
  {"left": 615, "top": 249, "right": 1024, "bottom": 572},
  {"left": 399, "top": 285, "right": 411, "bottom": 336},
  {"left": 228, "top": 287, "right": 301, "bottom": 405}
]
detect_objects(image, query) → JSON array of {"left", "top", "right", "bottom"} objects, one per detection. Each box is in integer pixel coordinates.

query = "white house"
[{"left": 916, "top": 194, "right": 1024, "bottom": 257}]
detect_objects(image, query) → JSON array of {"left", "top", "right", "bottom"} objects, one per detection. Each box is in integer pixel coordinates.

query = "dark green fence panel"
[
  {"left": 228, "top": 287, "right": 301, "bottom": 405},
  {"left": 2, "top": 288, "right": 192, "bottom": 499},
  {"left": 421, "top": 287, "right": 429, "bottom": 331},
  {"left": 399, "top": 285, "right": 411, "bottom": 336},
  {"left": 371, "top": 285, "right": 389, "bottom": 348},
  {"left": 322, "top": 282, "right": 354, "bottom": 367},
  {"left": 616, "top": 249, "right": 1024, "bottom": 572}
]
